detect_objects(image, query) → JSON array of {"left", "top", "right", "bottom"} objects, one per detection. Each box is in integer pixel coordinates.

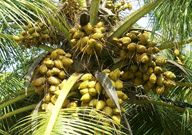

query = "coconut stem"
[
  {"left": 0, "top": 104, "right": 37, "bottom": 121},
  {"left": 176, "top": 82, "right": 192, "bottom": 87},
  {"left": 39, "top": 44, "right": 54, "bottom": 52},
  {"left": 90, "top": 0, "right": 101, "bottom": 25},
  {"left": 126, "top": 99, "right": 185, "bottom": 112},
  {"left": 0, "top": 90, "right": 35, "bottom": 110},
  {"left": 158, "top": 37, "right": 192, "bottom": 50},
  {"left": 0, "top": 33, "right": 13, "bottom": 39}
]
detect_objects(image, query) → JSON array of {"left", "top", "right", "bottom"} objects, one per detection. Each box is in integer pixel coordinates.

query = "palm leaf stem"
[
  {"left": 4, "top": 24, "right": 27, "bottom": 29},
  {"left": 66, "top": 92, "right": 81, "bottom": 98},
  {"left": 176, "top": 82, "right": 192, "bottom": 87},
  {"left": 158, "top": 37, "right": 192, "bottom": 50},
  {"left": 0, "top": 104, "right": 36, "bottom": 121},
  {"left": 0, "top": 129, "right": 10, "bottom": 135},
  {"left": 9, "top": 87, "right": 34, "bottom": 97},
  {"left": 39, "top": 44, "right": 54, "bottom": 52},
  {"left": 0, "top": 88, "right": 35, "bottom": 110},
  {"left": 0, "top": 33, "right": 13, "bottom": 39},
  {"left": 90, "top": 0, "right": 101, "bottom": 25},
  {"left": 108, "top": 0, "right": 163, "bottom": 41},
  {"left": 126, "top": 99, "right": 185, "bottom": 112}
]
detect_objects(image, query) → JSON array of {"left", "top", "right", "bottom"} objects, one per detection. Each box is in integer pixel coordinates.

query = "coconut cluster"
[
  {"left": 13, "top": 22, "right": 49, "bottom": 48},
  {"left": 60, "top": 0, "right": 79, "bottom": 24},
  {"left": 173, "top": 48, "right": 185, "bottom": 65},
  {"left": 69, "top": 22, "right": 106, "bottom": 55},
  {"left": 75, "top": 68, "right": 127, "bottom": 124},
  {"left": 34, "top": 66, "right": 127, "bottom": 124},
  {"left": 106, "top": 0, "right": 132, "bottom": 14},
  {"left": 112, "top": 31, "right": 176, "bottom": 95},
  {"left": 13, "top": 21, "right": 61, "bottom": 48},
  {"left": 31, "top": 48, "right": 73, "bottom": 95}
]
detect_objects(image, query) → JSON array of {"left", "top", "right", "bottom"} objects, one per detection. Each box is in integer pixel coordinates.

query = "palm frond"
[
  {"left": 10, "top": 108, "right": 125, "bottom": 135},
  {"left": 124, "top": 101, "right": 192, "bottom": 135},
  {"left": 145, "top": 0, "right": 192, "bottom": 41}
]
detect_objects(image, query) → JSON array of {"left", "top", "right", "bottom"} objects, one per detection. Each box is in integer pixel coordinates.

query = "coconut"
[
  {"left": 106, "top": 98, "right": 115, "bottom": 108},
  {"left": 88, "top": 88, "right": 97, "bottom": 96},
  {"left": 116, "top": 91, "right": 124, "bottom": 98},
  {"left": 149, "top": 73, "right": 157, "bottom": 84},
  {"left": 112, "top": 115, "right": 121, "bottom": 124},
  {"left": 50, "top": 51, "right": 58, "bottom": 59},
  {"left": 89, "top": 99, "right": 98, "bottom": 107},
  {"left": 103, "top": 106, "right": 113, "bottom": 116},
  {"left": 136, "top": 45, "right": 147, "bottom": 53},
  {"left": 58, "top": 71, "right": 66, "bottom": 79},
  {"left": 127, "top": 43, "right": 137, "bottom": 51},
  {"left": 43, "top": 92, "right": 52, "bottom": 102},
  {"left": 95, "top": 81, "right": 103, "bottom": 94},
  {"left": 62, "top": 57, "right": 73, "bottom": 67},
  {"left": 39, "top": 64, "right": 48, "bottom": 74},
  {"left": 80, "top": 88, "right": 89, "bottom": 95},
  {"left": 115, "top": 80, "right": 123, "bottom": 90},
  {"left": 83, "top": 23, "right": 93, "bottom": 35},
  {"left": 121, "top": 37, "right": 131, "bottom": 45},
  {"left": 140, "top": 53, "right": 149, "bottom": 63},
  {"left": 31, "top": 77, "right": 46, "bottom": 87},
  {"left": 154, "top": 66, "right": 162, "bottom": 75},
  {"left": 96, "top": 100, "right": 106, "bottom": 110},
  {"left": 44, "top": 60, "right": 54, "bottom": 68},
  {"left": 47, "top": 76, "right": 60, "bottom": 85},
  {"left": 54, "top": 59, "right": 64, "bottom": 69},
  {"left": 156, "top": 86, "right": 165, "bottom": 95},
  {"left": 81, "top": 93, "right": 92, "bottom": 103},
  {"left": 164, "top": 71, "right": 176, "bottom": 80}
]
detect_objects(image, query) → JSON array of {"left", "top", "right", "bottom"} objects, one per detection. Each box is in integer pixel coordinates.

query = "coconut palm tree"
[{"left": 0, "top": 0, "right": 192, "bottom": 134}]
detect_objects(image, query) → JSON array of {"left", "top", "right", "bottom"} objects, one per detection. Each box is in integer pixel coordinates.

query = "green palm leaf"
[{"left": 10, "top": 108, "right": 125, "bottom": 135}]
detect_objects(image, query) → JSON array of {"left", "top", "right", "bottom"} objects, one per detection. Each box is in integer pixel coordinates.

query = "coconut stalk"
[
  {"left": 0, "top": 89, "right": 35, "bottom": 110},
  {"left": 90, "top": 0, "right": 101, "bottom": 25},
  {"left": 126, "top": 99, "right": 185, "bottom": 112},
  {"left": 176, "top": 82, "right": 192, "bottom": 87},
  {"left": 0, "top": 104, "right": 37, "bottom": 121},
  {"left": 158, "top": 37, "right": 192, "bottom": 50}
]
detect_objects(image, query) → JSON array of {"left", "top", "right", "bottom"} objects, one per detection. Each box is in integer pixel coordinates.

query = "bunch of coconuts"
[
  {"left": 13, "top": 21, "right": 62, "bottom": 48},
  {"left": 76, "top": 68, "right": 127, "bottom": 124},
  {"left": 69, "top": 22, "right": 106, "bottom": 55},
  {"left": 13, "top": 21, "right": 50, "bottom": 48},
  {"left": 30, "top": 48, "right": 73, "bottom": 111},
  {"left": 32, "top": 56, "right": 128, "bottom": 124},
  {"left": 106, "top": 0, "right": 132, "bottom": 14},
  {"left": 112, "top": 31, "right": 176, "bottom": 95},
  {"left": 60, "top": 0, "right": 79, "bottom": 24}
]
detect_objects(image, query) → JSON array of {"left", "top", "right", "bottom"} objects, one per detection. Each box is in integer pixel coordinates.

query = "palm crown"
[{"left": 0, "top": 0, "right": 192, "bottom": 135}]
